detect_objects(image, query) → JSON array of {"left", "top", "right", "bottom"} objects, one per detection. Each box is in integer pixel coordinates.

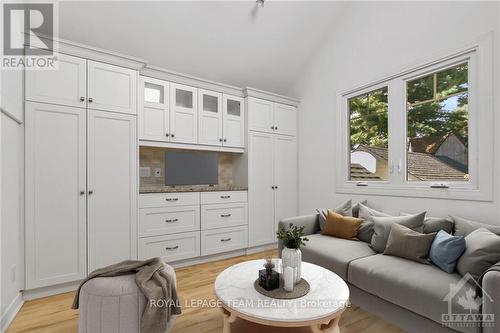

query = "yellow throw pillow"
[{"left": 323, "top": 209, "right": 363, "bottom": 240}]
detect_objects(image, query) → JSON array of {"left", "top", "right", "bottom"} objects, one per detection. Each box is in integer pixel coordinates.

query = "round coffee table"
[{"left": 214, "top": 259, "right": 349, "bottom": 333}]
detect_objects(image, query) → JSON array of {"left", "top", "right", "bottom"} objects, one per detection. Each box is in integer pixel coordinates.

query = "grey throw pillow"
[
  {"left": 370, "top": 212, "right": 426, "bottom": 253},
  {"left": 351, "top": 200, "right": 368, "bottom": 218},
  {"left": 401, "top": 212, "right": 454, "bottom": 234},
  {"left": 384, "top": 224, "right": 436, "bottom": 264},
  {"left": 456, "top": 228, "right": 500, "bottom": 281},
  {"left": 357, "top": 204, "right": 391, "bottom": 243},
  {"left": 317, "top": 199, "right": 353, "bottom": 231},
  {"left": 451, "top": 216, "right": 500, "bottom": 237}
]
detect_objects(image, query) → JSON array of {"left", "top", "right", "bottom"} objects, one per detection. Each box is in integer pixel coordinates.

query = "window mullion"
[{"left": 387, "top": 78, "right": 405, "bottom": 186}]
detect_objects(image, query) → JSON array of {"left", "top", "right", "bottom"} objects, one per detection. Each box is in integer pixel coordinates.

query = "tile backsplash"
[{"left": 139, "top": 147, "right": 235, "bottom": 189}]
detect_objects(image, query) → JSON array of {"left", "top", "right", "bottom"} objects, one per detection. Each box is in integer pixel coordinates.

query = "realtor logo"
[
  {"left": 2, "top": 2, "right": 58, "bottom": 69},
  {"left": 442, "top": 273, "right": 495, "bottom": 329}
]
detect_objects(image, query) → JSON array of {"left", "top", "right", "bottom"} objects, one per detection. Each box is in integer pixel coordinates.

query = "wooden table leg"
[
  {"left": 311, "top": 315, "right": 341, "bottom": 333},
  {"left": 221, "top": 307, "right": 237, "bottom": 333}
]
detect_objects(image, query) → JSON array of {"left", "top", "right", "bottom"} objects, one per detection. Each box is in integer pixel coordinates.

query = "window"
[
  {"left": 349, "top": 87, "right": 389, "bottom": 181},
  {"left": 338, "top": 38, "right": 493, "bottom": 201},
  {"left": 406, "top": 63, "right": 469, "bottom": 182}
]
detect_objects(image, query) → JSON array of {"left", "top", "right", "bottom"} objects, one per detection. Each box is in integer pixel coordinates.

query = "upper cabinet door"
[
  {"left": 223, "top": 95, "right": 245, "bottom": 148},
  {"left": 198, "top": 89, "right": 222, "bottom": 146},
  {"left": 26, "top": 53, "right": 86, "bottom": 108},
  {"left": 248, "top": 98, "right": 274, "bottom": 134},
  {"left": 170, "top": 83, "right": 198, "bottom": 144},
  {"left": 87, "top": 110, "right": 137, "bottom": 271},
  {"left": 138, "top": 76, "right": 170, "bottom": 142},
  {"left": 87, "top": 61, "right": 137, "bottom": 115},
  {"left": 25, "top": 102, "right": 87, "bottom": 289},
  {"left": 274, "top": 103, "right": 297, "bottom": 136}
]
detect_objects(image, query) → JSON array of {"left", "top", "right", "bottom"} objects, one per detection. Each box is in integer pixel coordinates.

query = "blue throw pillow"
[{"left": 429, "top": 230, "right": 466, "bottom": 273}]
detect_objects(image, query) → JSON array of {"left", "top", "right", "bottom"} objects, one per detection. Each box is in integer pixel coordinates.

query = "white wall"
[
  {"left": 0, "top": 69, "right": 25, "bottom": 330},
  {"left": 290, "top": 1, "right": 500, "bottom": 223}
]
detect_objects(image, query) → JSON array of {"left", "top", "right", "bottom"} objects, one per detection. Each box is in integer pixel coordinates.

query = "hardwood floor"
[{"left": 7, "top": 250, "right": 405, "bottom": 333}]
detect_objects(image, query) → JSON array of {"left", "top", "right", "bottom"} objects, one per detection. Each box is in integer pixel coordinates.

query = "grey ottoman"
[{"left": 78, "top": 264, "right": 177, "bottom": 333}]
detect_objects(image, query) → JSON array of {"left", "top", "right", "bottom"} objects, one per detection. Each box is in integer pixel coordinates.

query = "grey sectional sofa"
[{"left": 278, "top": 215, "right": 499, "bottom": 333}]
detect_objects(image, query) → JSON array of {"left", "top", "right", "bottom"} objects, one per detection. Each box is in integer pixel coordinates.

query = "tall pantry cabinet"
[
  {"left": 246, "top": 96, "right": 298, "bottom": 247},
  {"left": 25, "top": 53, "right": 138, "bottom": 289}
]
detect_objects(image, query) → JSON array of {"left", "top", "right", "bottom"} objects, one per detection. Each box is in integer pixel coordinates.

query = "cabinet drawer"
[
  {"left": 138, "top": 232, "right": 200, "bottom": 263},
  {"left": 201, "top": 226, "right": 248, "bottom": 256},
  {"left": 139, "top": 192, "right": 200, "bottom": 208},
  {"left": 200, "top": 191, "right": 247, "bottom": 205},
  {"left": 139, "top": 206, "right": 200, "bottom": 237},
  {"left": 201, "top": 203, "right": 247, "bottom": 230}
]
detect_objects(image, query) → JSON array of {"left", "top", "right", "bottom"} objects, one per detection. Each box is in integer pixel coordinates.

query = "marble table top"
[{"left": 214, "top": 259, "right": 350, "bottom": 323}]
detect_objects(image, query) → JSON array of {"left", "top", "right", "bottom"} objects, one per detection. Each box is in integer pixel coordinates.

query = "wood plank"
[{"left": 7, "top": 250, "right": 405, "bottom": 333}]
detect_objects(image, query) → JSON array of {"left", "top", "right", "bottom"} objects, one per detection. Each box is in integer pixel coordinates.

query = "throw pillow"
[
  {"left": 352, "top": 200, "right": 368, "bottom": 218},
  {"left": 451, "top": 216, "right": 500, "bottom": 237},
  {"left": 317, "top": 199, "right": 353, "bottom": 231},
  {"left": 357, "top": 203, "right": 392, "bottom": 243},
  {"left": 322, "top": 209, "right": 363, "bottom": 240},
  {"left": 456, "top": 228, "right": 500, "bottom": 280},
  {"left": 429, "top": 230, "right": 466, "bottom": 273},
  {"left": 370, "top": 212, "right": 426, "bottom": 253},
  {"left": 401, "top": 212, "right": 454, "bottom": 234},
  {"left": 384, "top": 224, "right": 435, "bottom": 264}
]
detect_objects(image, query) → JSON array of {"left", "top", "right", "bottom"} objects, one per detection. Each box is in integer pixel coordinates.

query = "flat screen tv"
[{"left": 164, "top": 151, "right": 219, "bottom": 186}]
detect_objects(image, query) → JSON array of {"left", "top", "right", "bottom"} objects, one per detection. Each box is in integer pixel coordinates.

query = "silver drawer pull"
[
  {"left": 165, "top": 246, "right": 179, "bottom": 250},
  {"left": 221, "top": 238, "right": 232, "bottom": 242},
  {"left": 220, "top": 214, "right": 231, "bottom": 218},
  {"left": 166, "top": 198, "right": 179, "bottom": 202},
  {"left": 165, "top": 218, "right": 179, "bottom": 223},
  {"left": 220, "top": 195, "right": 231, "bottom": 199}
]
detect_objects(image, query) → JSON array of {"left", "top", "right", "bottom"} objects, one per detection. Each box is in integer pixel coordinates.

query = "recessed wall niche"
[{"left": 139, "top": 146, "right": 236, "bottom": 190}]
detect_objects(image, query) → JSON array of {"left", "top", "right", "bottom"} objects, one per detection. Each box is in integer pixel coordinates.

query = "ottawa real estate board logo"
[{"left": 2, "top": 2, "right": 58, "bottom": 70}]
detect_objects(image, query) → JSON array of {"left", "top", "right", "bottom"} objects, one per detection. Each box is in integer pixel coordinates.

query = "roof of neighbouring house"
[
  {"left": 350, "top": 164, "right": 382, "bottom": 181},
  {"left": 409, "top": 133, "right": 467, "bottom": 154},
  {"left": 353, "top": 145, "right": 468, "bottom": 181}
]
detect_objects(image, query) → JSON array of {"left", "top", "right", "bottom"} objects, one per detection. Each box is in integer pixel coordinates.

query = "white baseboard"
[
  {"left": 1, "top": 293, "right": 24, "bottom": 332},
  {"left": 245, "top": 243, "right": 277, "bottom": 254},
  {"left": 23, "top": 280, "right": 81, "bottom": 301}
]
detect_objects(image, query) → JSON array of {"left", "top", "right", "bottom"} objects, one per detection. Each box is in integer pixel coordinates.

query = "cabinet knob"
[
  {"left": 80, "top": 97, "right": 85, "bottom": 102},
  {"left": 165, "top": 246, "right": 179, "bottom": 250},
  {"left": 165, "top": 218, "right": 178, "bottom": 223},
  {"left": 166, "top": 133, "right": 170, "bottom": 137},
  {"left": 219, "top": 138, "right": 223, "bottom": 142},
  {"left": 275, "top": 126, "right": 278, "bottom": 130},
  {"left": 171, "top": 134, "right": 175, "bottom": 138},
  {"left": 220, "top": 195, "right": 230, "bottom": 199},
  {"left": 79, "top": 190, "right": 85, "bottom": 195},
  {"left": 220, "top": 238, "right": 232, "bottom": 242},
  {"left": 220, "top": 214, "right": 231, "bottom": 218},
  {"left": 271, "top": 126, "right": 275, "bottom": 130},
  {"left": 223, "top": 138, "right": 227, "bottom": 142},
  {"left": 88, "top": 97, "right": 93, "bottom": 103},
  {"left": 88, "top": 190, "right": 94, "bottom": 195}
]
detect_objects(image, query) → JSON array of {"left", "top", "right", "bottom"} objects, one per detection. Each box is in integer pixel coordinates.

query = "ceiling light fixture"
[{"left": 256, "top": 0, "right": 265, "bottom": 8}]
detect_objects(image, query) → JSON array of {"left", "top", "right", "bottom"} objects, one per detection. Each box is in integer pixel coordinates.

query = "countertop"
[{"left": 139, "top": 186, "right": 248, "bottom": 194}]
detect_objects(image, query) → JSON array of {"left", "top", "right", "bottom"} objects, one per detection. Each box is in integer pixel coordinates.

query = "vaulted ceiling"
[{"left": 59, "top": 1, "right": 345, "bottom": 95}]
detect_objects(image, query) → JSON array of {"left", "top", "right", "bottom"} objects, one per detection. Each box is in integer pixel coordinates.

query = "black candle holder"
[{"left": 258, "top": 259, "right": 280, "bottom": 291}]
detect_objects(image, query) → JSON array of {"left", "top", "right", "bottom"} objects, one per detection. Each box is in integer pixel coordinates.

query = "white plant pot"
[{"left": 281, "top": 247, "right": 302, "bottom": 284}]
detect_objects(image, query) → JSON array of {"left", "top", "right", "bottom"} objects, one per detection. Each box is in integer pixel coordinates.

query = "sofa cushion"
[
  {"left": 323, "top": 209, "right": 363, "bottom": 240},
  {"left": 383, "top": 224, "right": 435, "bottom": 264},
  {"left": 357, "top": 204, "right": 391, "bottom": 243},
  {"left": 456, "top": 228, "right": 500, "bottom": 280},
  {"left": 452, "top": 215, "right": 500, "bottom": 237},
  {"left": 348, "top": 254, "right": 480, "bottom": 332},
  {"left": 300, "top": 234, "right": 376, "bottom": 280},
  {"left": 370, "top": 212, "right": 426, "bottom": 253}
]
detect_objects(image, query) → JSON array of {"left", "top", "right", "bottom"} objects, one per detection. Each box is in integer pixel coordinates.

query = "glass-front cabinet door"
[
  {"left": 170, "top": 83, "right": 198, "bottom": 144},
  {"left": 138, "top": 76, "right": 170, "bottom": 142},
  {"left": 198, "top": 89, "right": 223, "bottom": 146},
  {"left": 223, "top": 95, "right": 245, "bottom": 148}
]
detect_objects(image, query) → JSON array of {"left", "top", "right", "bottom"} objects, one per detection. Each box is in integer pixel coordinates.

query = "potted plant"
[{"left": 276, "top": 223, "right": 309, "bottom": 284}]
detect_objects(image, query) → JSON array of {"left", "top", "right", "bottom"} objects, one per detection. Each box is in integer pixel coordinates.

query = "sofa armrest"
[
  {"left": 277, "top": 214, "right": 320, "bottom": 256},
  {"left": 482, "top": 268, "right": 500, "bottom": 333}
]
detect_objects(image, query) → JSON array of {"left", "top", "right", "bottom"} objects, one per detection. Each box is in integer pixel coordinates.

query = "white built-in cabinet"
[
  {"left": 139, "top": 76, "right": 245, "bottom": 148},
  {"left": 26, "top": 53, "right": 137, "bottom": 115},
  {"left": 87, "top": 110, "right": 137, "bottom": 272},
  {"left": 248, "top": 98, "right": 297, "bottom": 136},
  {"left": 247, "top": 98, "right": 297, "bottom": 247},
  {"left": 25, "top": 102, "right": 88, "bottom": 288},
  {"left": 25, "top": 53, "right": 138, "bottom": 289}
]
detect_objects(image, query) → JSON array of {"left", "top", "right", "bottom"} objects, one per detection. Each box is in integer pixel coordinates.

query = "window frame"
[{"left": 336, "top": 36, "right": 493, "bottom": 201}]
